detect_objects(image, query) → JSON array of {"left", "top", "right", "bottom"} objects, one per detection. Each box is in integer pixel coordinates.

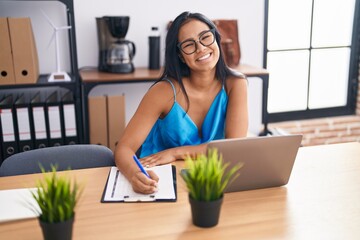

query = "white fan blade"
[{"left": 40, "top": 9, "right": 57, "bottom": 29}]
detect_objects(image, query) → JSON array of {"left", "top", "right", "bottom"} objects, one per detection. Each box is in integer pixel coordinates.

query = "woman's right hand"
[{"left": 130, "top": 170, "right": 159, "bottom": 194}]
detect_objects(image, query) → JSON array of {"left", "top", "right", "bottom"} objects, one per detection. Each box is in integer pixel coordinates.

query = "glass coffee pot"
[{"left": 96, "top": 16, "right": 136, "bottom": 73}]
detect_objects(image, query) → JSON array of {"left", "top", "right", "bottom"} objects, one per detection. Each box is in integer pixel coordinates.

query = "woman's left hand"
[{"left": 140, "top": 149, "right": 177, "bottom": 167}]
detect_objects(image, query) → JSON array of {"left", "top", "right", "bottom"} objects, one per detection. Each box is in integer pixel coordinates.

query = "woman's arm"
[
  {"left": 139, "top": 143, "right": 208, "bottom": 167},
  {"left": 225, "top": 76, "right": 249, "bottom": 138},
  {"left": 114, "top": 81, "right": 174, "bottom": 193}
]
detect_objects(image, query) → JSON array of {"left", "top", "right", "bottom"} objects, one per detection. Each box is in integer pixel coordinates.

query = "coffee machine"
[{"left": 96, "top": 16, "right": 136, "bottom": 73}]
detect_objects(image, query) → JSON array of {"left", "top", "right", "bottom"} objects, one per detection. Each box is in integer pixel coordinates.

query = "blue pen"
[{"left": 133, "top": 155, "right": 150, "bottom": 178}]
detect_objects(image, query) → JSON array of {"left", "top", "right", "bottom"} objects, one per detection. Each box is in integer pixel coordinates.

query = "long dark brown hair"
[{"left": 157, "top": 11, "right": 244, "bottom": 110}]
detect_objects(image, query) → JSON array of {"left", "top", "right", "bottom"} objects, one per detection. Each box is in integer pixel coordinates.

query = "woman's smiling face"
[{"left": 178, "top": 19, "right": 220, "bottom": 72}]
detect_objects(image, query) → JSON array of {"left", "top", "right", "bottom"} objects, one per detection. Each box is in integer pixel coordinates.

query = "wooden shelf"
[
  {"left": 80, "top": 67, "right": 162, "bottom": 83},
  {"left": 79, "top": 64, "right": 268, "bottom": 83}
]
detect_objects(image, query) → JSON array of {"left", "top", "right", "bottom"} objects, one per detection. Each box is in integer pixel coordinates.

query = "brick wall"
[{"left": 268, "top": 61, "right": 360, "bottom": 146}]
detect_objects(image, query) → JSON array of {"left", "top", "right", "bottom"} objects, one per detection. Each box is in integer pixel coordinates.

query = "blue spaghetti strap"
[{"left": 163, "top": 78, "right": 177, "bottom": 102}]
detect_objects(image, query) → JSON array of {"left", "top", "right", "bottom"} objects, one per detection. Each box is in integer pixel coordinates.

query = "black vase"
[
  {"left": 189, "top": 195, "right": 223, "bottom": 228},
  {"left": 39, "top": 216, "right": 74, "bottom": 240}
]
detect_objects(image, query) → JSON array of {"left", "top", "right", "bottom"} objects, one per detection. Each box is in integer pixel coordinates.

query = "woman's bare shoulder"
[
  {"left": 147, "top": 78, "right": 177, "bottom": 98},
  {"left": 139, "top": 78, "right": 178, "bottom": 114},
  {"left": 225, "top": 75, "right": 248, "bottom": 94}
]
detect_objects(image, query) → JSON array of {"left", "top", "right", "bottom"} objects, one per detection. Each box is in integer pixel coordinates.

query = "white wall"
[
  {"left": 0, "top": 0, "right": 266, "bottom": 134},
  {"left": 74, "top": 0, "right": 264, "bottom": 68}
]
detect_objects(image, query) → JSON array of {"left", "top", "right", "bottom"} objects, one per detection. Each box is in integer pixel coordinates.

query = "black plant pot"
[
  {"left": 39, "top": 216, "right": 74, "bottom": 240},
  {"left": 189, "top": 195, "right": 223, "bottom": 228}
]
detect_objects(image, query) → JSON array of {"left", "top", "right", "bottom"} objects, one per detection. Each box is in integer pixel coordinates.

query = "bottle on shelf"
[{"left": 148, "top": 26, "right": 160, "bottom": 70}]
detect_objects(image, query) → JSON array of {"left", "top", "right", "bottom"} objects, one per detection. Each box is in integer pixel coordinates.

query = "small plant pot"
[
  {"left": 189, "top": 195, "right": 223, "bottom": 228},
  {"left": 39, "top": 216, "right": 75, "bottom": 240}
]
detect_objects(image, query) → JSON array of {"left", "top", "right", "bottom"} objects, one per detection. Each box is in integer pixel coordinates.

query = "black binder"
[
  {"left": 0, "top": 95, "right": 18, "bottom": 160},
  {"left": 30, "top": 92, "right": 48, "bottom": 149},
  {"left": 14, "top": 94, "right": 34, "bottom": 152},
  {"left": 45, "top": 91, "right": 63, "bottom": 147},
  {"left": 61, "top": 91, "right": 78, "bottom": 145}
]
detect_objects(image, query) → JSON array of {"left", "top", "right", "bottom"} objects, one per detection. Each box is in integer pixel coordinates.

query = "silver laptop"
[{"left": 207, "top": 134, "right": 303, "bottom": 192}]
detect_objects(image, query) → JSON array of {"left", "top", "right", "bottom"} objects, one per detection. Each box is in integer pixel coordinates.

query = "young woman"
[{"left": 114, "top": 11, "right": 248, "bottom": 194}]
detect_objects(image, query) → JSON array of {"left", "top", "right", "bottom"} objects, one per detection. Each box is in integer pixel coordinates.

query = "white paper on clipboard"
[{"left": 102, "top": 164, "right": 176, "bottom": 202}]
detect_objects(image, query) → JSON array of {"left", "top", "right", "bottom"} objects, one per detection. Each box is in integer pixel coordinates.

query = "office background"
[
  {"left": 73, "top": 0, "right": 266, "bottom": 134},
  {"left": 75, "top": 0, "right": 360, "bottom": 143},
  {"left": 1, "top": 0, "right": 359, "bottom": 144},
  {"left": 74, "top": 0, "right": 264, "bottom": 70},
  {"left": 0, "top": 0, "right": 265, "bottom": 134}
]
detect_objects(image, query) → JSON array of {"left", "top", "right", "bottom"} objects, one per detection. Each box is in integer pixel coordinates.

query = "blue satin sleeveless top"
[{"left": 140, "top": 79, "right": 228, "bottom": 158}]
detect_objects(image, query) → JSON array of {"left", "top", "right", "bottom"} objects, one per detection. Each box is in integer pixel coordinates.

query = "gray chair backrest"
[{"left": 0, "top": 144, "right": 115, "bottom": 177}]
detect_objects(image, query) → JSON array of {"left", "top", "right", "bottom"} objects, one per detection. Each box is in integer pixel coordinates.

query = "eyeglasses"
[{"left": 177, "top": 28, "right": 216, "bottom": 55}]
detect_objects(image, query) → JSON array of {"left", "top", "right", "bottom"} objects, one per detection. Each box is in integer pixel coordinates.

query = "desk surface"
[
  {"left": 0, "top": 142, "right": 359, "bottom": 240},
  {"left": 80, "top": 64, "right": 268, "bottom": 83}
]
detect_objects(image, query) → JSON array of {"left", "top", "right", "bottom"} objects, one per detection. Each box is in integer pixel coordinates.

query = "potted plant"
[
  {"left": 30, "top": 166, "right": 83, "bottom": 240},
  {"left": 181, "top": 148, "right": 243, "bottom": 228}
]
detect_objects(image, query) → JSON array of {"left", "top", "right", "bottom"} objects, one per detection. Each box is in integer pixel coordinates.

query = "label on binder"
[
  {"left": 48, "top": 106, "right": 61, "bottom": 138},
  {"left": 63, "top": 104, "right": 76, "bottom": 137},
  {"left": 16, "top": 108, "right": 31, "bottom": 140},
  {"left": 33, "top": 107, "right": 47, "bottom": 139},
  {"left": 0, "top": 109, "right": 15, "bottom": 142}
]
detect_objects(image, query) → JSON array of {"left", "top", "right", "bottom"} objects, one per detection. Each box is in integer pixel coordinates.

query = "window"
[{"left": 264, "top": 0, "right": 360, "bottom": 122}]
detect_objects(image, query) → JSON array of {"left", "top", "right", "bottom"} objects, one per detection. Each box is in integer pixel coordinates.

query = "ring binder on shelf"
[
  {"left": 61, "top": 91, "right": 78, "bottom": 145},
  {"left": 0, "top": 95, "right": 18, "bottom": 160},
  {"left": 30, "top": 92, "right": 48, "bottom": 149},
  {"left": 45, "top": 91, "right": 63, "bottom": 147},
  {"left": 8, "top": 17, "right": 39, "bottom": 84},
  {"left": 0, "top": 18, "right": 16, "bottom": 85},
  {"left": 14, "top": 94, "right": 34, "bottom": 152},
  {"left": 0, "top": 0, "right": 80, "bottom": 156}
]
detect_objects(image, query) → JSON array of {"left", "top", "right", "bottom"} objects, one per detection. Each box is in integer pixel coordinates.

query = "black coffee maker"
[{"left": 96, "top": 16, "right": 136, "bottom": 73}]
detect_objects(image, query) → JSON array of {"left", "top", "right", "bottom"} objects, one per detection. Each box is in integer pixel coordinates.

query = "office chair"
[{"left": 0, "top": 144, "right": 115, "bottom": 177}]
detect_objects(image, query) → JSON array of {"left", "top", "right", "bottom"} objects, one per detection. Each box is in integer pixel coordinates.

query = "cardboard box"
[
  {"left": 8, "top": 17, "right": 39, "bottom": 84},
  {"left": 0, "top": 18, "right": 15, "bottom": 85},
  {"left": 107, "top": 95, "right": 125, "bottom": 152},
  {"left": 88, "top": 95, "right": 108, "bottom": 146}
]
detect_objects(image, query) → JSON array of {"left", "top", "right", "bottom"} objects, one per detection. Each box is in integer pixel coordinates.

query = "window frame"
[{"left": 263, "top": 0, "right": 360, "bottom": 123}]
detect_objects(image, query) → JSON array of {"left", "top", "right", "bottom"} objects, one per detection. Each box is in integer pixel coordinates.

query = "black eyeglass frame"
[{"left": 177, "top": 28, "right": 216, "bottom": 55}]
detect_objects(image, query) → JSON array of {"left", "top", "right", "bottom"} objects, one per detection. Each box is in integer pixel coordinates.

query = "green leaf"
[
  {"left": 29, "top": 164, "right": 84, "bottom": 223},
  {"left": 181, "top": 147, "right": 243, "bottom": 201}
]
